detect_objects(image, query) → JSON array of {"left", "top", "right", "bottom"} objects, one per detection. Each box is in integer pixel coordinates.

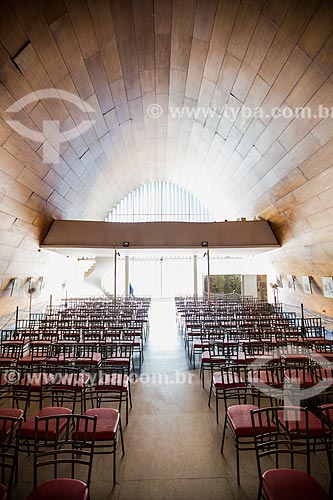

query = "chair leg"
[
  {"left": 128, "top": 386, "right": 133, "bottom": 409},
  {"left": 113, "top": 444, "right": 117, "bottom": 488},
  {"left": 119, "top": 419, "right": 125, "bottom": 456},
  {"left": 208, "top": 379, "right": 213, "bottom": 407},
  {"left": 221, "top": 415, "right": 227, "bottom": 453},
  {"left": 215, "top": 390, "right": 219, "bottom": 423},
  {"left": 236, "top": 442, "right": 240, "bottom": 485}
]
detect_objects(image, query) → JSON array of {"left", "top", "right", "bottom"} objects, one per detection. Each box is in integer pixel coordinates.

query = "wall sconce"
[
  {"left": 201, "top": 241, "right": 208, "bottom": 247},
  {"left": 122, "top": 241, "right": 130, "bottom": 247}
]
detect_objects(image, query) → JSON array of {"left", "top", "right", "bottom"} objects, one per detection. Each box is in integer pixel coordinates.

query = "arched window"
[{"left": 105, "top": 181, "right": 214, "bottom": 222}]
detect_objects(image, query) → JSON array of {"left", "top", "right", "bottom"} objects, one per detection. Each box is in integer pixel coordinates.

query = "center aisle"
[{"left": 90, "top": 299, "right": 260, "bottom": 500}]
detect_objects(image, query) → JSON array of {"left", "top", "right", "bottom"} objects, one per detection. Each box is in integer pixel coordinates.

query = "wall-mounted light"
[
  {"left": 201, "top": 241, "right": 208, "bottom": 247},
  {"left": 123, "top": 241, "right": 130, "bottom": 248}
]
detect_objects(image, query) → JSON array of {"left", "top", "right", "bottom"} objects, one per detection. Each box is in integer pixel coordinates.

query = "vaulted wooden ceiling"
[{"left": 0, "top": 0, "right": 333, "bottom": 314}]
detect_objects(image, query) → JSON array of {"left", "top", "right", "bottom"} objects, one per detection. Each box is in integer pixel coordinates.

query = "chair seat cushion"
[
  {"left": 46, "top": 355, "right": 75, "bottom": 365},
  {"left": 96, "top": 374, "right": 129, "bottom": 392},
  {"left": 262, "top": 468, "right": 328, "bottom": 500},
  {"left": 319, "top": 404, "right": 333, "bottom": 424},
  {"left": 213, "top": 372, "right": 246, "bottom": 388},
  {"left": 227, "top": 405, "right": 260, "bottom": 437},
  {"left": 283, "top": 370, "right": 314, "bottom": 388},
  {"left": 15, "top": 373, "right": 55, "bottom": 390},
  {"left": 227, "top": 405, "right": 276, "bottom": 438},
  {"left": 248, "top": 370, "right": 281, "bottom": 388},
  {"left": 193, "top": 342, "right": 209, "bottom": 349},
  {"left": 18, "top": 355, "right": 48, "bottom": 365},
  {"left": 277, "top": 409, "right": 325, "bottom": 438},
  {"left": 0, "top": 357, "right": 16, "bottom": 366},
  {"left": 104, "top": 357, "right": 130, "bottom": 366},
  {"left": 78, "top": 408, "right": 119, "bottom": 441},
  {"left": 0, "top": 408, "right": 24, "bottom": 435},
  {"left": 27, "top": 479, "right": 88, "bottom": 500},
  {"left": 202, "top": 351, "right": 227, "bottom": 364},
  {"left": 21, "top": 407, "right": 72, "bottom": 440},
  {"left": 0, "top": 408, "right": 24, "bottom": 419},
  {"left": 75, "top": 353, "right": 101, "bottom": 365},
  {"left": 0, "top": 483, "right": 7, "bottom": 500},
  {"left": 53, "top": 373, "right": 90, "bottom": 392}
]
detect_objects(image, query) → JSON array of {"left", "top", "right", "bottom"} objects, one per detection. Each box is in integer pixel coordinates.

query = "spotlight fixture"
[
  {"left": 201, "top": 241, "right": 208, "bottom": 247},
  {"left": 122, "top": 241, "right": 130, "bottom": 247}
]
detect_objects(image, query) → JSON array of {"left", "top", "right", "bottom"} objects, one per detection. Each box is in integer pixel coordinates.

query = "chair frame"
[
  {"left": 32, "top": 413, "right": 97, "bottom": 490},
  {"left": 251, "top": 406, "right": 312, "bottom": 499},
  {"left": 0, "top": 414, "right": 23, "bottom": 497}
]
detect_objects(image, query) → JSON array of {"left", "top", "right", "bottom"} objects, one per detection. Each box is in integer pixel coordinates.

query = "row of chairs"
[
  {"left": 236, "top": 402, "right": 331, "bottom": 499},
  {"left": 0, "top": 409, "right": 123, "bottom": 499},
  {"left": 0, "top": 364, "right": 132, "bottom": 424}
]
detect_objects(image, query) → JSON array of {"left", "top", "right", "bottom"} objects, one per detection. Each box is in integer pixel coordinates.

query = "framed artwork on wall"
[
  {"left": 287, "top": 275, "right": 295, "bottom": 290},
  {"left": 276, "top": 274, "right": 283, "bottom": 288},
  {"left": 302, "top": 275, "right": 312, "bottom": 294},
  {"left": 322, "top": 276, "right": 333, "bottom": 298},
  {"left": 11, "top": 278, "right": 22, "bottom": 297}
]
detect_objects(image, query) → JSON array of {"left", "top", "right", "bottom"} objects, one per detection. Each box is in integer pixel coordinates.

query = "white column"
[
  {"left": 114, "top": 249, "right": 117, "bottom": 302},
  {"left": 193, "top": 255, "right": 198, "bottom": 296},
  {"left": 125, "top": 256, "right": 129, "bottom": 297},
  {"left": 207, "top": 249, "right": 211, "bottom": 302}
]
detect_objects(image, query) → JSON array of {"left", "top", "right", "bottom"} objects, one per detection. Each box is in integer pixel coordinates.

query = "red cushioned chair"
[
  {"left": 251, "top": 406, "right": 328, "bottom": 499},
  {"left": 189, "top": 333, "right": 212, "bottom": 369},
  {"left": 318, "top": 403, "right": 333, "bottom": 497},
  {"left": 0, "top": 342, "right": 23, "bottom": 367},
  {"left": 79, "top": 408, "right": 125, "bottom": 488},
  {"left": 209, "top": 363, "right": 247, "bottom": 423},
  {"left": 12, "top": 366, "right": 54, "bottom": 411},
  {"left": 0, "top": 411, "right": 23, "bottom": 497},
  {"left": 201, "top": 342, "right": 236, "bottom": 389},
  {"left": 26, "top": 414, "right": 97, "bottom": 500},
  {"left": 20, "top": 406, "right": 72, "bottom": 455},
  {"left": 100, "top": 341, "right": 134, "bottom": 382},
  {"left": 277, "top": 406, "right": 326, "bottom": 473},
  {"left": 220, "top": 382, "right": 272, "bottom": 485},
  {"left": 261, "top": 469, "right": 328, "bottom": 500},
  {"left": 17, "top": 341, "right": 53, "bottom": 367},
  {"left": 50, "top": 366, "right": 92, "bottom": 413},
  {"left": 73, "top": 343, "right": 102, "bottom": 370},
  {"left": 0, "top": 484, "right": 7, "bottom": 500},
  {"left": 94, "top": 367, "right": 132, "bottom": 425}
]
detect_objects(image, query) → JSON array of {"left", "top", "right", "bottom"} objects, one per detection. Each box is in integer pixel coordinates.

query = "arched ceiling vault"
[{"left": 0, "top": 0, "right": 333, "bottom": 309}]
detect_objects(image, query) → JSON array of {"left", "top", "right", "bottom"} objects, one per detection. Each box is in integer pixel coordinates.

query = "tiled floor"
[{"left": 12, "top": 299, "right": 331, "bottom": 499}]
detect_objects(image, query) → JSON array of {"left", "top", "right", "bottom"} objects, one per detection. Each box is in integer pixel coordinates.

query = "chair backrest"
[
  {"left": 33, "top": 414, "right": 97, "bottom": 489},
  {"left": 1, "top": 342, "right": 24, "bottom": 359},
  {"left": 251, "top": 406, "right": 311, "bottom": 486},
  {"left": 50, "top": 367, "right": 89, "bottom": 412},
  {"left": 318, "top": 404, "right": 333, "bottom": 466},
  {"left": 9, "top": 367, "right": 36, "bottom": 418},
  {"left": 0, "top": 414, "right": 23, "bottom": 493},
  {"left": 215, "top": 342, "right": 239, "bottom": 361},
  {"left": 74, "top": 343, "right": 99, "bottom": 359}
]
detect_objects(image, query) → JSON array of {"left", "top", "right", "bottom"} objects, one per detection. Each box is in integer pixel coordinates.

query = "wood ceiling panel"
[
  {"left": 0, "top": 0, "right": 333, "bottom": 317},
  {"left": 259, "top": 0, "right": 320, "bottom": 85},
  {"left": 0, "top": 1, "right": 28, "bottom": 57}
]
